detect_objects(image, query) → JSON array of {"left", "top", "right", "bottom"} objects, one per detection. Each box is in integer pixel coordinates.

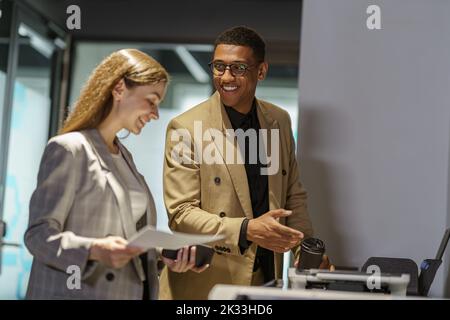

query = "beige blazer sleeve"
[
  {"left": 163, "top": 119, "right": 245, "bottom": 256},
  {"left": 283, "top": 115, "right": 314, "bottom": 259}
]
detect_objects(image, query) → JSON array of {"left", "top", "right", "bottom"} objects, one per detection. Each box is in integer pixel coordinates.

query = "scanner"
[{"left": 288, "top": 228, "right": 450, "bottom": 297}]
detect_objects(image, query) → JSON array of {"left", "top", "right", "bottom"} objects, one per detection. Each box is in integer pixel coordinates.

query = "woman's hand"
[
  {"left": 161, "top": 246, "right": 210, "bottom": 273},
  {"left": 89, "top": 236, "right": 145, "bottom": 269}
]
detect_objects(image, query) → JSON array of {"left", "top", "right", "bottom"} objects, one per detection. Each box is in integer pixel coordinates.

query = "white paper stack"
[{"left": 127, "top": 226, "right": 224, "bottom": 250}]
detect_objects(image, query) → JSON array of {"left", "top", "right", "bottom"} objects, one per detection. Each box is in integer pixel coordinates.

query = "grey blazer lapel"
[
  {"left": 116, "top": 141, "right": 159, "bottom": 269},
  {"left": 117, "top": 141, "right": 157, "bottom": 228},
  {"left": 82, "top": 129, "right": 146, "bottom": 281},
  {"left": 82, "top": 129, "right": 137, "bottom": 239}
]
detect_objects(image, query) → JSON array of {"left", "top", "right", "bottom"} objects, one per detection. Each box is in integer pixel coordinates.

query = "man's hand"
[
  {"left": 294, "top": 254, "right": 335, "bottom": 271},
  {"left": 89, "top": 236, "right": 145, "bottom": 269},
  {"left": 162, "top": 246, "right": 209, "bottom": 273},
  {"left": 247, "top": 209, "right": 304, "bottom": 253}
]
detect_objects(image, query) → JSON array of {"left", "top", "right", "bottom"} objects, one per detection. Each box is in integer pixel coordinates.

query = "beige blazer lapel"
[
  {"left": 256, "top": 100, "right": 286, "bottom": 278},
  {"left": 208, "top": 92, "right": 253, "bottom": 219},
  {"left": 256, "top": 100, "right": 283, "bottom": 212}
]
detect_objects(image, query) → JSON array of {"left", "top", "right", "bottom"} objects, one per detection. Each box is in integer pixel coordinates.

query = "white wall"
[{"left": 298, "top": 0, "right": 450, "bottom": 297}]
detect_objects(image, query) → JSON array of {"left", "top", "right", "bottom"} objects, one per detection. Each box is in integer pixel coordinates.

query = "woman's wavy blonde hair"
[{"left": 60, "top": 48, "right": 169, "bottom": 134}]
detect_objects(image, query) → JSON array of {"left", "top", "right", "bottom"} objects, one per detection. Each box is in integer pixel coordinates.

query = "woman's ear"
[
  {"left": 258, "top": 62, "right": 268, "bottom": 81},
  {"left": 112, "top": 78, "right": 126, "bottom": 101}
]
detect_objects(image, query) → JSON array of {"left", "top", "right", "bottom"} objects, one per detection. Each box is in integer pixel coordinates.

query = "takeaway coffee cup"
[{"left": 296, "top": 238, "right": 325, "bottom": 271}]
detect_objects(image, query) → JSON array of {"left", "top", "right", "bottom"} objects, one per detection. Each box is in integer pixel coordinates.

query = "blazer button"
[
  {"left": 214, "top": 177, "right": 221, "bottom": 185},
  {"left": 219, "top": 212, "right": 226, "bottom": 218},
  {"left": 282, "top": 169, "right": 287, "bottom": 176},
  {"left": 106, "top": 272, "right": 115, "bottom": 282}
]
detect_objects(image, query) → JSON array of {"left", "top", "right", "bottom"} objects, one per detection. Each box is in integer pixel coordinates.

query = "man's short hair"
[{"left": 214, "top": 26, "right": 266, "bottom": 62}]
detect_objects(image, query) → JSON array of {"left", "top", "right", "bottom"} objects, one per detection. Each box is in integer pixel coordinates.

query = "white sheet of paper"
[{"left": 127, "top": 226, "right": 224, "bottom": 250}]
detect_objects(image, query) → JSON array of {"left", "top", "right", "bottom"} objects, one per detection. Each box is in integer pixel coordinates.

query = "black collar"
[{"left": 224, "top": 99, "right": 258, "bottom": 130}]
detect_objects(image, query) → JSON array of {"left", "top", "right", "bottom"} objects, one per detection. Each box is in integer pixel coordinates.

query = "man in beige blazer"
[{"left": 160, "top": 26, "right": 326, "bottom": 299}]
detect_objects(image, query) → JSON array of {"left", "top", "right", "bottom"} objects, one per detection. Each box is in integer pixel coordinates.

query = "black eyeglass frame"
[{"left": 208, "top": 61, "right": 262, "bottom": 77}]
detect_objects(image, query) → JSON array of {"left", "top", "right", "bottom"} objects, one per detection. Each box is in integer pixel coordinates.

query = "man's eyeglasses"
[{"left": 208, "top": 61, "right": 259, "bottom": 77}]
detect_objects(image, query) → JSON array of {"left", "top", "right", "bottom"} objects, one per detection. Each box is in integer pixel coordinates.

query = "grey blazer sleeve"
[{"left": 24, "top": 138, "right": 97, "bottom": 278}]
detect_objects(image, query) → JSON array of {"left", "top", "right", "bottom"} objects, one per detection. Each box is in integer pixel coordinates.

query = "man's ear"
[
  {"left": 112, "top": 78, "right": 126, "bottom": 101},
  {"left": 258, "top": 62, "right": 268, "bottom": 80}
]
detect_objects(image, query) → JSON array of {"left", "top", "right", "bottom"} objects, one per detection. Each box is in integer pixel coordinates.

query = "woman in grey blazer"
[{"left": 24, "top": 49, "right": 207, "bottom": 300}]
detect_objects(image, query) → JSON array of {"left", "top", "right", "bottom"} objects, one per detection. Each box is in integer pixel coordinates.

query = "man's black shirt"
[{"left": 224, "top": 101, "right": 274, "bottom": 283}]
